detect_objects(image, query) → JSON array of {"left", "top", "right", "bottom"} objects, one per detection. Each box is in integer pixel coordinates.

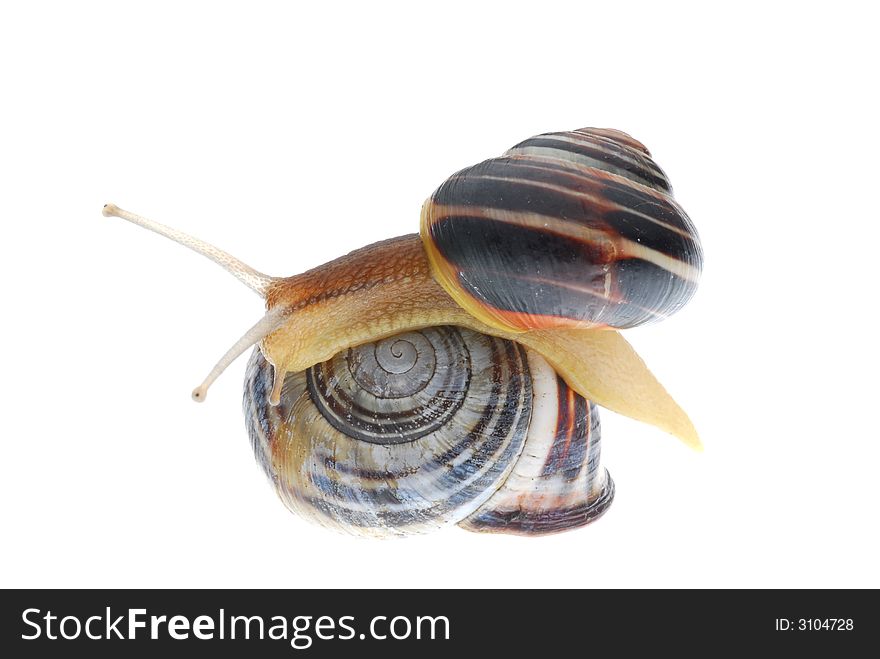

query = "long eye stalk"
[
  {"left": 102, "top": 203, "right": 276, "bottom": 295},
  {"left": 103, "top": 203, "right": 287, "bottom": 402}
]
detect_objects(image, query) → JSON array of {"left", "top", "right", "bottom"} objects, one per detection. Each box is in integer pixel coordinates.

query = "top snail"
[{"left": 104, "top": 126, "right": 703, "bottom": 537}]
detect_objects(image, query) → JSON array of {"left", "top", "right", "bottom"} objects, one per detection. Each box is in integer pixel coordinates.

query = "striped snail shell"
[
  {"left": 103, "top": 126, "right": 700, "bottom": 538},
  {"left": 421, "top": 128, "right": 703, "bottom": 332},
  {"left": 244, "top": 326, "right": 611, "bottom": 537}
]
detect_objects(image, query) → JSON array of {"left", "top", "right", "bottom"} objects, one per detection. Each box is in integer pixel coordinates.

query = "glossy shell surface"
[
  {"left": 421, "top": 127, "right": 703, "bottom": 332},
  {"left": 244, "top": 326, "right": 612, "bottom": 537}
]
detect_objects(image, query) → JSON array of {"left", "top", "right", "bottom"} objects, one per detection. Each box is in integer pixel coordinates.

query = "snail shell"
[
  {"left": 421, "top": 128, "right": 703, "bottom": 332},
  {"left": 244, "top": 326, "right": 612, "bottom": 537}
]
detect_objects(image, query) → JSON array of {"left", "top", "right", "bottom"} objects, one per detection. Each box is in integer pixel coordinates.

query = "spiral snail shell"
[
  {"left": 422, "top": 128, "right": 702, "bottom": 332},
  {"left": 104, "top": 126, "right": 701, "bottom": 537}
]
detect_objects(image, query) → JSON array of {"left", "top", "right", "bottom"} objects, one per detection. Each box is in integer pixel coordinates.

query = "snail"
[{"left": 103, "top": 126, "right": 702, "bottom": 537}]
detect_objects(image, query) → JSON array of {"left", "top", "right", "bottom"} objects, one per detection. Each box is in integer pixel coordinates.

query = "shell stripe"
[
  {"left": 306, "top": 327, "right": 471, "bottom": 444},
  {"left": 300, "top": 339, "right": 531, "bottom": 528},
  {"left": 500, "top": 155, "right": 698, "bottom": 239},
  {"left": 467, "top": 170, "right": 695, "bottom": 242},
  {"left": 435, "top": 158, "right": 697, "bottom": 256},
  {"left": 457, "top": 266, "right": 672, "bottom": 325},
  {"left": 572, "top": 127, "right": 651, "bottom": 154},
  {"left": 560, "top": 131, "right": 654, "bottom": 166},
  {"left": 428, "top": 213, "right": 697, "bottom": 329},
  {"left": 541, "top": 376, "right": 590, "bottom": 481},
  {"left": 507, "top": 141, "right": 667, "bottom": 190},
  {"left": 430, "top": 204, "right": 700, "bottom": 284},
  {"left": 312, "top": 337, "right": 526, "bottom": 484},
  {"left": 538, "top": 131, "right": 658, "bottom": 167},
  {"left": 460, "top": 354, "right": 612, "bottom": 536},
  {"left": 506, "top": 136, "right": 671, "bottom": 192},
  {"left": 243, "top": 330, "right": 540, "bottom": 533},
  {"left": 307, "top": 364, "right": 467, "bottom": 444},
  {"left": 242, "top": 353, "right": 276, "bottom": 480},
  {"left": 512, "top": 131, "right": 664, "bottom": 168},
  {"left": 462, "top": 478, "right": 615, "bottom": 536}
]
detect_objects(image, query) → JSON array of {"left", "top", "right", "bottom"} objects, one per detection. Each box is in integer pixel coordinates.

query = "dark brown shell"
[{"left": 420, "top": 128, "right": 703, "bottom": 331}]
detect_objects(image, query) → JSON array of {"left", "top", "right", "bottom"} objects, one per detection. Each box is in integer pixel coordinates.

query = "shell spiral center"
[{"left": 306, "top": 327, "right": 473, "bottom": 445}]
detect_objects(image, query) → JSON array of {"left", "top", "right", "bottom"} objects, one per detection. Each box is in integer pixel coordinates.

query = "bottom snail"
[{"left": 244, "top": 325, "right": 613, "bottom": 537}]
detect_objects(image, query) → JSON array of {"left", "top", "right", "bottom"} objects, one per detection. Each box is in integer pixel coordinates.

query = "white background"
[{"left": 2, "top": 1, "right": 878, "bottom": 588}]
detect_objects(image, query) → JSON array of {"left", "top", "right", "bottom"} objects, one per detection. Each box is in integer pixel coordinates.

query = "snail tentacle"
[
  {"left": 191, "top": 305, "right": 290, "bottom": 402},
  {"left": 103, "top": 203, "right": 277, "bottom": 295}
]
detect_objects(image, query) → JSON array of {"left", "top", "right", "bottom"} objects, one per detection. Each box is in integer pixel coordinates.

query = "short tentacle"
[{"left": 192, "top": 305, "right": 290, "bottom": 402}]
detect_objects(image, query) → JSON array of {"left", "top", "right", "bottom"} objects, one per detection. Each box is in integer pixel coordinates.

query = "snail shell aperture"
[{"left": 103, "top": 126, "right": 700, "bottom": 537}]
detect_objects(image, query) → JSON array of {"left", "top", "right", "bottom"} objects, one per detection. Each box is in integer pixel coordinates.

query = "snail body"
[{"left": 104, "top": 126, "right": 701, "bottom": 537}]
